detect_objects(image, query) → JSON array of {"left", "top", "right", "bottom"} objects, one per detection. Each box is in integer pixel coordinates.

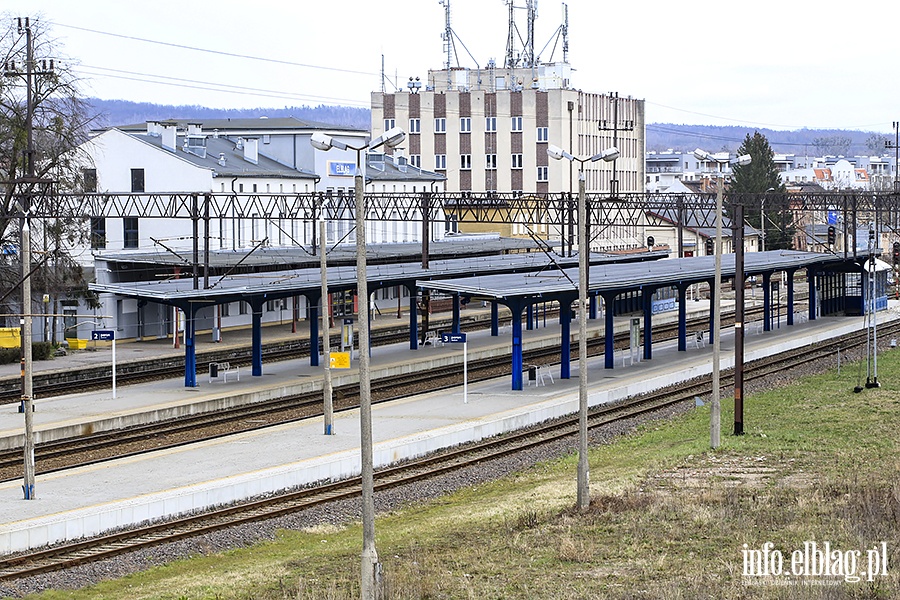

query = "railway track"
[
  {"left": 0, "top": 301, "right": 772, "bottom": 404},
  {"left": 0, "top": 316, "right": 891, "bottom": 582},
  {"left": 0, "top": 308, "right": 751, "bottom": 479}
]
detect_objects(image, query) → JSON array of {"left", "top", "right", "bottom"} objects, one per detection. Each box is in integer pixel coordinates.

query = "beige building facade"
[{"left": 371, "top": 67, "right": 646, "bottom": 250}]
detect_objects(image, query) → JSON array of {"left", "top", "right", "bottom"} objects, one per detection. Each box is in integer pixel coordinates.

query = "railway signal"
[
  {"left": 828, "top": 225, "right": 836, "bottom": 247},
  {"left": 705, "top": 238, "right": 714, "bottom": 255}
]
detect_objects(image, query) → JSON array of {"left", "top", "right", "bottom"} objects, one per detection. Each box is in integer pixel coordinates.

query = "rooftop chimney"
[
  {"left": 161, "top": 121, "right": 178, "bottom": 153},
  {"left": 242, "top": 137, "right": 259, "bottom": 165}
]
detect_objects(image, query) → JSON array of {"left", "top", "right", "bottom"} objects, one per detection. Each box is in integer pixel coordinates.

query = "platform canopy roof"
[
  {"left": 89, "top": 249, "right": 667, "bottom": 305},
  {"left": 416, "top": 250, "right": 848, "bottom": 301}
]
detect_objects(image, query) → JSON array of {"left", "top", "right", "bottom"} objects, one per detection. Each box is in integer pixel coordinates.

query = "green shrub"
[{"left": 0, "top": 342, "right": 56, "bottom": 364}]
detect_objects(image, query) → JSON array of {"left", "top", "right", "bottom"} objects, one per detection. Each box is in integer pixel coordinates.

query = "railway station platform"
[{"left": 0, "top": 303, "right": 896, "bottom": 555}]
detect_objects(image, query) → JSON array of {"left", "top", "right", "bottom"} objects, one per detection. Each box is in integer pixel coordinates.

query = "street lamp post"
[
  {"left": 693, "top": 149, "right": 751, "bottom": 446},
  {"left": 319, "top": 198, "right": 334, "bottom": 436},
  {"left": 311, "top": 127, "right": 405, "bottom": 600},
  {"left": 547, "top": 144, "right": 619, "bottom": 510}
]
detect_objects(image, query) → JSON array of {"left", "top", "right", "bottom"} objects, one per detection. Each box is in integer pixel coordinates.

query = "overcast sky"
[{"left": 3, "top": 0, "right": 897, "bottom": 133}]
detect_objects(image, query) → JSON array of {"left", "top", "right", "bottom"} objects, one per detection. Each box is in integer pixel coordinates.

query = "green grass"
[{"left": 22, "top": 349, "right": 900, "bottom": 599}]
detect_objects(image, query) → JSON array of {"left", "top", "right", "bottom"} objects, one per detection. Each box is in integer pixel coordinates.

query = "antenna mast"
[
  {"left": 525, "top": 0, "right": 537, "bottom": 68},
  {"left": 562, "top": 2, "right": 568, "bottom": 63},
  {"left": 441, "top": 0, "right": 454, "bottom": 88}
]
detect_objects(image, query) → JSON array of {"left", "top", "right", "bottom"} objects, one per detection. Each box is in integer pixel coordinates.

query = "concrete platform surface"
[{"left": 0, "top": 305, "right": 890, "bottom": 555}]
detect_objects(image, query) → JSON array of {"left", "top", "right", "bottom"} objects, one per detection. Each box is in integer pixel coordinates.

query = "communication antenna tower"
[{"left": 504, "top": 0, "right": 539, "bottom": 69}]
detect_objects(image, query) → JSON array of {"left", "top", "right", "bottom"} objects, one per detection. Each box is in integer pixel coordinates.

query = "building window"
[
  {"left": 485, "top": 117, "right": 497, "bottom": 132},
  {"left": 435, "top": 154, "right": 447, "bottom": 170},
  {"left": 486, "top": 154, "right": 497, "bottom": 170},
  {"left": 511, "top": 154, "right": 523, "bottom": 169},
  {"left": 130, "top": 168, "right": 144, "bottom": 193},
  {"left": 239, "top": 301, "right": 249, "bottom": 315},
  {"left": 536, "top": 127, "right": 549, "bottom": 142},
  {"left": 537, "top": 166, "right": 549, "bottom": 182},
  {"left": 123, "top": 217, "right": 139, "bottom": 248},
  {"left": 221, "top": 303, "right": 231, "bottom": 317},
  {"left": 82, "top": 168, "right": 97, "bottom": 192},
  {"left": 460, "top": 154, "right": 471, "bottom": 170},
  {"left": 409, "top": 118, "right": 420, "bottom": 133},
  {"left": 511, "top": 116, "right": 523, "bottom": 131},
  {"left": 262, "top": 134, "right": 270, "bottom": 144},
  {"left": 384, "top": 118, "right": 395, "bottom": 131},
  {"left": 410, "top": 154, "right": 421, "bottom": 168},
  {"left": 460, "top": 117, "right": 471, "bottom": 133},
  {"left": 90, "top": 217, "right": 106, "bottom": 249},
  {"left": 434, "top": 118, "right": 446, "bottom": 133}
]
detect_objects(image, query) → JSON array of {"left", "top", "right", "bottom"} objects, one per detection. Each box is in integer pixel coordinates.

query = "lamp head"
[
  {"left": 370, "top": 126, "right": 406, "bottom": 150},
  {"left": 590, "top": 146, "right": 620, "bottom": 162},
  {"left": 693, "top": 148, "right": 711, "bottom": 161},
  {"left": 547, "top": 144, "right": 573, "bottom": 161},
  {"left": 310, "top": 132, "right": 335, "bottom": 151},
  {"left": 733, "top": 154, "right": 752, "bottom": 167}
]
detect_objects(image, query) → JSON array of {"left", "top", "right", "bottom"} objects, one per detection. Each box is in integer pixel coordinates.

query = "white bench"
[
  {"left": 423, "top": 331, "right": 443, "bottom": 347},
  {"left": 690, "top": 331, "right": 706, "bottom": 349},
  {"left": 209, "top": 361, "right": 240, "bottom": 383},
  {"left": 526, "top": 364, "right": 554, "bottom": 386}
]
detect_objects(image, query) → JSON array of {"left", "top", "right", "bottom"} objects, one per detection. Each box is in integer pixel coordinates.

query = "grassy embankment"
[{"left": 29, "top": 348, "right": 900, "bottom": 599}]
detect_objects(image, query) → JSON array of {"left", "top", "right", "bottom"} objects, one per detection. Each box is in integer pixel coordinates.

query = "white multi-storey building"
[{"left": 372, "top": 65, "right": 646, "bottom": 251}]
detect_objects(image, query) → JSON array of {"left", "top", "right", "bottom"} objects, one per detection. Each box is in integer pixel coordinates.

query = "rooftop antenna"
[
  {"left": 437, "top": 0, "right": 482, "bottom": 89},
  {"left": 536, "top": 2, "right": 570, "bottom": 65},
  {"left": 504, "top": 0, "right": 538, "bottom": 69},
  {"left": 441, "top": 0, "right": 454, "bottom": 89}
]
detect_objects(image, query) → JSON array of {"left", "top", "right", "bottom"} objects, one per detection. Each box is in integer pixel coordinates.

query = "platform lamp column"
[
  {"left": 311, "top": 126, "right": 406, "bottom": 600},
  {"left": 693, "top": 149, "right": 751, "bottom": 444},
  {"left": 320, "top": 201, "right": 334, "bottom": 436},
  {"left": 548, "top": 143, "right": 619, "bottom": 511}
]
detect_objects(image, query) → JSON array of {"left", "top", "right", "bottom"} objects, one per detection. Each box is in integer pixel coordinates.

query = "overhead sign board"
[
  {"left": 441, "top": 332, "right": 467, "bottom": 344},
  {"left": 328, "top": 161, "right": 357, "bottom": 177},
  {"left": 91, "top": 329, "right": 115, "bottom": 341}
]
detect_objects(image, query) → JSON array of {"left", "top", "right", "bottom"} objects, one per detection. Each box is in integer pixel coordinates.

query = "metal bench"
[
  {"left": 209, "top": 361, "right": 240, "bottom": 383},
  {"left": 423, "top": 331, "right": 443, "bottom": 347},
  {"left": 526, "top": 364, "right": 554, "bottom": 386}
]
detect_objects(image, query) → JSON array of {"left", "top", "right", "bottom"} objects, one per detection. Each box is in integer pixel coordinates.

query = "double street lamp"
[
  {"left": 311, "top": 126, "right": 405, "bottom": 600},
  {"left": 692, "top": 149, "right": 751, "bottom": 446},
  {"left": 547, "top": 143, "right": 619, "bottom": 510}
]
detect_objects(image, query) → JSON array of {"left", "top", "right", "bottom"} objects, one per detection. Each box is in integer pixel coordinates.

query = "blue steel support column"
[
  {"left": 491, "top": 301, "right": 499, "bottom": 336},
  {"left": 509, "top": 300, "right": 525, "bottom": 390},
  {"left": 762, "top": 272, "right": 772, "bottom": 331},
  {"left": 787, "top": 268, "right": 796, "bottom": 325},
  {"left": 182, "top": 304, "right": 197, "bottom": 387},
  {"left": 589, "top": 295, "right": 597, "bottom": 320},
  {"left": 309, "top": 292, "right": 320, "bottom": 367},
  {"left": 808, "top": 268, "right": 818, "bottom": 321},
  {"left": 526, "top": 304, "right": 534, "bottom": 330},
  {"left": 452, "top": 293, "right": 461, "bottom": 334},
  {"left": 603, "top": 292, "right": 616, "bottom": 369},
  {"left": 642, "top": 287, "right": 655, "bottom": 360},
  {"left": 407, "top": 284, "right": 418, "bottom": 349},
  {"left": 560, "top": 294, "right": 575, "bottom": 379},
  {"left": 708, "top": 279, "right": 716, "bottom": 344},
  {"left": 251, "top": 300, "right": 264, "bottom": 376},
  {"left": 677, "top": 283, "right": 688, "bottom": 351}
]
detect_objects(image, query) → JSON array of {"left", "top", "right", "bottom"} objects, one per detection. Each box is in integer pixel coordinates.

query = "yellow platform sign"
[{"left": 329, "top": 352, "right": 351, "bottom": 369}]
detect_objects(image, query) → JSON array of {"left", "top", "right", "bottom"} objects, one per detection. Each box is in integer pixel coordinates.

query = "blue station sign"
[
  {"left": 91, "top": 329, "right": 115, "bottom": 341},
  {"left": 441, "top": 332, "right": 467, "bottom": 344},
  {"left": 328, "top": 161, "right": 357, "bottom": 177}
]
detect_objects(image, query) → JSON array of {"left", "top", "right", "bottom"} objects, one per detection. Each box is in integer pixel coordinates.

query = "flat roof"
[{"left": 416, "top": 250, "right": 846, "bottom": 300}]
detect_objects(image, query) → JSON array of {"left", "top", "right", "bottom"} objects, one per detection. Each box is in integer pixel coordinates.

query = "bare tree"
[{"left": 0, "top": 14, "right": 99, "bottom": 331}]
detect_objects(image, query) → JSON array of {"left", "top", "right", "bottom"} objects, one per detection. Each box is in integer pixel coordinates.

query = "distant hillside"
[
  {"left": 646, "top": 123, "right": 890, "bottom": 156},
  {"left": 86, "top": 99, "right": 371, "bottom": 131},
  {"left": 85, "top": 99, "right": 891, "bottom": 157}
]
